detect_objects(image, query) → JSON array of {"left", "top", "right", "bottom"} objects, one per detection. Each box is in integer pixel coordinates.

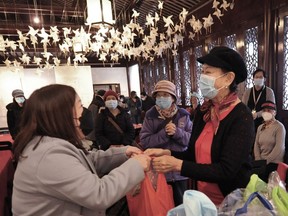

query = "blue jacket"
[{"left": 140, "top": 106, "right": 192, "bottom": 181}]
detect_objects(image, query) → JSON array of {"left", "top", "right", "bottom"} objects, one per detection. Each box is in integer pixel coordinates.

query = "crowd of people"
[{"left": 6, "top": 46, "right": 287, "bottom": 215}]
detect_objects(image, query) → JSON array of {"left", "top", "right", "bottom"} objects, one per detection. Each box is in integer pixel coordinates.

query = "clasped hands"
[
  {"left": 126, "top": 146, "right": 182, "bottom": 173},
  {"left": 165, "top": 121, "right": 176, "bottom": 136}
]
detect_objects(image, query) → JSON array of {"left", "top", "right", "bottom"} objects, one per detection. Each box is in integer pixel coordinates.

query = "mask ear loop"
[{"left": 214, "top": 73, "right": 229, "bottom": 92}]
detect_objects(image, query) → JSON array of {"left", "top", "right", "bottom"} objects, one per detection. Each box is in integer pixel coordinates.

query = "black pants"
[
  {"left": 168, "top": 179, "right": 188, "bottom": 206},
  {"left": 106, "top": 197, "right": 129, "bottom": 216}
]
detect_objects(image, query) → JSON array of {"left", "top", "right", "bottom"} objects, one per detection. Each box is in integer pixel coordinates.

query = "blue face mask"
[
  {"left": 105, "top": 100, "right": 118, "bottom": 110},
  {"left": 199, "top": 74, "right": 226, "bottom": 99},
  {"left": 156, "top": 97, "right": 173, "bottom": 110},
  {"left": 15, "top": 97, "right": 25, "bottom": 104}
]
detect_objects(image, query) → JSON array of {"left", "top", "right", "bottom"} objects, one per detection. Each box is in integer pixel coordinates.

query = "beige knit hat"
[{"left": 152, "top": 80, "right": 177, "bottom": 100}]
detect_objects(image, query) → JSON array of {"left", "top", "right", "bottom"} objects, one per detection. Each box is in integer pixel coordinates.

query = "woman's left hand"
[
  {"left": 165, "top": 122, "right": 176, "bottom": 136},
  {"left": 151, "top": 155, "right": 183, "bottom": 173},
  {"left": 126, "top": 146, "right": 143, "bottom": 157}
]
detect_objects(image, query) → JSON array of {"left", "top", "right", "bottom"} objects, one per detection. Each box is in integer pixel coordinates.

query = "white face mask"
[
  {"left": 254, "top": 78, "right": 264, "bottom": 87},
  {"left": 262, "top": 111, "right": 273, "bottom": 121},
  {"left": 199, "top": 74, "right": 226, "bottom": 99},
  {"left": 105, "top": 100, "right": 118, "bottom": 110}
]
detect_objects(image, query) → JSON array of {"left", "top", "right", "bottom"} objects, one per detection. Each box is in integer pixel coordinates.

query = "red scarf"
[{"left": 200, "top": 93, "right": 238, "bottom": 134}]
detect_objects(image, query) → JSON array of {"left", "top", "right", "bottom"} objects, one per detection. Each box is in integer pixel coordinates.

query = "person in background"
[
  {"left": 140, "top": 91, "right": 155, "bottom": 121},
  {"left": 86, "top": 89, "right": 106, "bottom": 149},
  {"left": 140, "top": 80, "right": 192, "bottom": 206},
  {"left": 88, "top": 89, "right": 106, "bottom": 116},
  {"left": 6, "top": 89, "right": 26, "bottom": 139},
  {"left": 187, "top": 91, "right": 201, "bottom": 121},
  {"left": 79, "top": 107, "right": 95, "bottom": 151},
  {"left": 145, "top": 46, "right": 255, "bottom": 206},
  {"left": 118, "top": 95, "right": 129, "bottom": 112},
  {"left": 127, "top": 91, "right": 142, "bottom": 124},
  {"left": 254, "top": 101, "right": 286, "bottom": 181},
  {"left": 242, "top": 68, "right": 275, "bottom": 132},
  {"left": 95, "top": 90, "right": 135, "bottom": 151},
  {"left": 12, "top": 84, "right": 150, "bottom": 216}
]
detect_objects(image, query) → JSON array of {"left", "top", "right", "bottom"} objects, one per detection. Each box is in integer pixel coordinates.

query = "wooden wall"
[{"left": 138, "top": 0, "right": 288, "bottom": 121}]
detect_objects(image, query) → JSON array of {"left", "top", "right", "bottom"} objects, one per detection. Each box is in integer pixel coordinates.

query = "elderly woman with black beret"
[{"left": 145, "top": 46, "right": 255, "bottom": 205}]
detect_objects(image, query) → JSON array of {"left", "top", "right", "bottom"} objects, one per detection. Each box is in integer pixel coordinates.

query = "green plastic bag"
[
  {"left": 244, "top": 174, "right": 267, "bottom": 201},
  {"left": 272, "top": 186, "right": 288, "bottom": 216}
]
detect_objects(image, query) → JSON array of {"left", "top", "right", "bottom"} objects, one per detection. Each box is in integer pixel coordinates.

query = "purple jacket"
[{"left": 140, "top": 106, "right": 192, "bottom": 181}]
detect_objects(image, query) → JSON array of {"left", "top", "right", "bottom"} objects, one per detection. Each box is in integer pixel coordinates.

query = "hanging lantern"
[{"left": 86, "top": 0, "right": 114, "bottom": 27}]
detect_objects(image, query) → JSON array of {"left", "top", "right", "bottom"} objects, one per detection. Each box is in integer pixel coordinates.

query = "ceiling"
[
  {"left": 0, "top": 0, "right": 207, "bottom": 33},
  {"left": 0, "top": 0, "right": 209, "bottom": 67}
]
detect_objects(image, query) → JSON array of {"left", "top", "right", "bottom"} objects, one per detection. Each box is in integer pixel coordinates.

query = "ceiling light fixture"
[
  {"left": 33, "top": 16, "right": 40, "bottom": 24},
  {"left": 86, "top": 0, "right": 115, "bottom": 27}
]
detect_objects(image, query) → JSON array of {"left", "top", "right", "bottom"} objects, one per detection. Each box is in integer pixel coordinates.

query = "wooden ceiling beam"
[{"left": 0, "top": 4, "right": 85, "bottom": 17}]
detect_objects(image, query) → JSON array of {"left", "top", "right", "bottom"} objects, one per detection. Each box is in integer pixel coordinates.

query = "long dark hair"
[{"left": 13, "top": 84, "right": 87, "bottom": 162}]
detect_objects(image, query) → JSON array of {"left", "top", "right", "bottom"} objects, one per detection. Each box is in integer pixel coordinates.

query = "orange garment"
[{"left": 195, "top": 104, "right": 236, "bottom": 205}]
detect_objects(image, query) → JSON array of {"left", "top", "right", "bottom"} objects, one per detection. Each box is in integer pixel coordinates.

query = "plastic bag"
[
  {"left": 217, "top": 189, "right": 276, "bottom": 216},
  {"left": 218, "top": 173, "right": 288, "bottom": 216},
  {"left": 234, "top": 192, "right": 275, "bottom": 216},
  {"left": 244, "top": 174, "right": 267, "bottom": 201},
  {"left": 267, "top": 171, "right": 286, "bottom": 196},
  {"left": 127, "top": 170, "right": 174, "bottom": 216},
  {"left": 271, "top": 186, "right": 288, "bottom": 216},
  {"left": 167, "top": 190, "right": 217, "bottom": 216}
]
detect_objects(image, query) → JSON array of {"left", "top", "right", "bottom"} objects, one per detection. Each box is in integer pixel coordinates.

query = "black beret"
[{"left": 197, "top": 46, "right": 247, "bottom": 84}]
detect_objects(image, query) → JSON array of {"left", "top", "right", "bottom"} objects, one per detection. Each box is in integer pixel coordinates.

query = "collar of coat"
[{"left": 145, "top": 105, "right": 190, "bottom": 120}]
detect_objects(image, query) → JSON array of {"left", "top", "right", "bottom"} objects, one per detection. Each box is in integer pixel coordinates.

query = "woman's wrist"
[{"left": 174, "top": 159, "right": 183, "bottom": 171}]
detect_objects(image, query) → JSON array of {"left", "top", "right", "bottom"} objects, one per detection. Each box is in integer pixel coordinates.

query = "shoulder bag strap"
[
  {"left": 107, "top": 116, "right": 124, "bottom": 134},
  {"left": 156, "top": 113, "right": 178, "bottom": 134}
]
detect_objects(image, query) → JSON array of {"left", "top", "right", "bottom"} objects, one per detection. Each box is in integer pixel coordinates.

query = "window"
[
  {"left": 208, "top": 40, "right": 217, "bottom": 51},
  {"left": 183, "top": 50, "right": 192, "bottom": 105},
  {"left": 194, "top": 45, "right": 204, "bottom": 104},
  {"left": 224, "top": 34, "right": 237, "bottom": 50},
  {"left": 283, "top": 16, "right": 288, "bottom": 110},
  {"left": 161, "top": 58, "right": 168, "bottom": 80},
  {"left": 244, "top": 26, "right": 258, "bottom": 89},
  {"left": 155, "top": 61, "right": 160, "bottom": 83},
  {"left": 174, "top": 55, "right": 181, "bottom": 104}
]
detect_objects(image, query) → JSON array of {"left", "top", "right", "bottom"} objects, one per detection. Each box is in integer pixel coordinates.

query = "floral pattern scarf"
[
  {"left": 156, "top": 103, "right": 178, "bottom": 119},
  {"left": 200, "top": 92, "right": 238, "bottom": 134}
]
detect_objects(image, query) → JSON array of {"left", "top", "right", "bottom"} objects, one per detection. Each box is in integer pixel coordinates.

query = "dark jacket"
[
  {"left": 6, "top": 101, "right": 24, "bottom": 139},
  {"left": 127, "top": 97, "right": 142, "bottom": 116},
  {"left": 86, "top": 96, "right": 105, "bottom": 142},
  {"left": 88, "top": 95, "right": 105, "bottom": 117},
  {"left": 172, "top": 102, "right": 255, "bottom": 196},
  {"left": 94, "top": 107, "right": 135, "bottom": 150},
  {"left": 141, "top": 96, "right": 155, "bottom": 112}
]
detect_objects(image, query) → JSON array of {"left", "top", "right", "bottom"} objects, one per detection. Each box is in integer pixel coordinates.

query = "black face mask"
[{"left": 79, "top": 107, "right": 94, "bottom": 136}]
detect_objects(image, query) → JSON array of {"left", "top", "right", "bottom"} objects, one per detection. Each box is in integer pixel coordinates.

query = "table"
[{"left": 0, "top": 134, "right": 14, "bottom": 216}]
